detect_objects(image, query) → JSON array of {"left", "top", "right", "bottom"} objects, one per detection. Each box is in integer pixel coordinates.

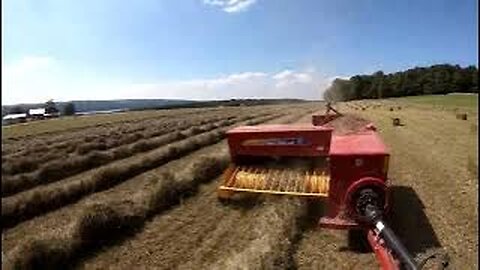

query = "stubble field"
[{"left": 1, "top": 97, "right": 477, "bottom": 269}]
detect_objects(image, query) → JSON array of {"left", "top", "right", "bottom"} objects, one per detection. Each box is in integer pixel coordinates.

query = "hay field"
[{"left": 1, "top": 98, "right": 477, "bottom": 269}]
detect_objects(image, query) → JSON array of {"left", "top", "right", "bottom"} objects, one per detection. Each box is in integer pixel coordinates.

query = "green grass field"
[{"left": 394, "top": 93, "right": 478, "bottom": 109}]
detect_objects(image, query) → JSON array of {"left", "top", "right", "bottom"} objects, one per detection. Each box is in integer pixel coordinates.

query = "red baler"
[{"left": 217, "top": 112, "right": 419, "bottom": 270}]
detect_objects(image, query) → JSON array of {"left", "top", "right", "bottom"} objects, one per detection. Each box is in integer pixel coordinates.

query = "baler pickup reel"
[{"left": 218, "top": 125, "right": 333, "bottom": 200}]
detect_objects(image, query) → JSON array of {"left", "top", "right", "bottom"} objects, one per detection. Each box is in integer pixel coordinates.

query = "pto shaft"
[
  {"left": 365, "top": 205, "right": 418, "bottom": 270},
  {"left": 355, "top": 188, "right": 418, "bottom": 270}
]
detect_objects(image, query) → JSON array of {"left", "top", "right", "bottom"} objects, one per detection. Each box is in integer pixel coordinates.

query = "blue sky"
[{"left": 2, "top": 0, "right": 478, "bottom": 105}]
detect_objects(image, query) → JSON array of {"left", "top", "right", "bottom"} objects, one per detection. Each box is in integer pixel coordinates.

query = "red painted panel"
[
  {"left": 227, "top": 124, "right": 333, "bottom": 133},
  {"left": 227, "top": 125, "right": 333, "bottom": 157},
  {"left": 330, "top": 131, "right": 389, "bottom": 155}
]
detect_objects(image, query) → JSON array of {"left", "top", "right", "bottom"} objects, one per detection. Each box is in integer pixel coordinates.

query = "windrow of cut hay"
[
  {"left": 4, "top": 106, "right": 304, "bottom": 269},
  {"left": 1, "top": 107, "right": 218, "bottom": 148},
  {"left": 2, "top": 109, "right": 270, "bottom": 179},
  {"left": 1, "top": 113, "right": 170, "bottom": 157},
  {"left": 1, "top": 116, "right": 241, "bottom": 197},
  {"left": 178, "top": 111, "right": 317, "bottom": 270},
  {"left": 2, "top": 105, "right": 267, "bottom": 158},
  {"left": 2, "top": 113, "right": 283, "bottom": 229},
  {"left": 3, "top": 153, "right": 231, "bottom": 270},
  {"left": 0, "top": 109, "right": 213, "bottom": 162},
  {"left": 1, "top": 113, "right": 240, "bottom": 176},
  {"left": 186, "top": 197, "right": 308, "bottom": 270}
]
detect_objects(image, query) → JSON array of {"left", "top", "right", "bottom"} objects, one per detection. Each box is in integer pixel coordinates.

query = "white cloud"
[
  {"left": 123, "top": 69, "right": 328, "bottom": 101},
  {"left": 2, "top": 56, "right": 65, "bottom": 104},
  {"left": 272, "top": 70, "right": 313, "bottom": 88},
  {"left": 203, "top": 0, "right": 257, "bottom": 13},
  {"left": 328, "top": 75, "right": 351, "bottom": 82},
  {"left": 2, "top": 56, "right": 332, "bottom": 105}
]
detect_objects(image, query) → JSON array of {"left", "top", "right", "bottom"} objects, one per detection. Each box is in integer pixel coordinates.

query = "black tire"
[{"left": 416, "top": 248, "right": 450, "bottom": 270}]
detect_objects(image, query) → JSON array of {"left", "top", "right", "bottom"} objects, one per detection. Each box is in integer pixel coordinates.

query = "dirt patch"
[{"left": 324, "top": 114, "right": 372, "bottom": 135}]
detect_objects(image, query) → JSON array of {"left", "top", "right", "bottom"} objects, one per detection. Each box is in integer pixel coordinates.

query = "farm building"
[
  {"left": 28, "top": 108, "right": 46, "bottom": 120},
  {"left": 28, "top": 108, "right": 60, "bottom": 119},
  {"left": 2, "top": 113, "right": 27, "bottom": 125}
]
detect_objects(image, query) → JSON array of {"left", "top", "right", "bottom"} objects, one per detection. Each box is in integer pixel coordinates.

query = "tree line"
[{"left": 323, "top": 64, "right": 478, "bottom": 101}]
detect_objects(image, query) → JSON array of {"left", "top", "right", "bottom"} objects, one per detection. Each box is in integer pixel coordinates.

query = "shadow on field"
[
  {"left": 217, "top": 193, "right": 263, "bottom": 211},
  {"left": 71, "top": 224, "right": 145, "bottom": 270},
  {"left": 388, "top": 185, "right": 442, "bottom": 256},
  {"left": 346, "top": 185, "right": 442, "bottom": 257}
]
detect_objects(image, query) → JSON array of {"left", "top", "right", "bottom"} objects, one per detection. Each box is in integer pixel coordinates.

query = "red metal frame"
[{"left": 367, "top": 229, "right": 401, "bottom": 270}]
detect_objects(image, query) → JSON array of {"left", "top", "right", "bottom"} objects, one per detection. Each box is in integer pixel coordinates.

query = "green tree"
[
  {"left": 370, "top": 71, "right": 385, "bottom": 98},
  {"left": 350, "top": 76, "right": 363, "bottom": 100},
  {"left": 322, "top": 64, "right": 477, "bottom": 101},
  {"left": 419, "top": 70, "right": 435, "bottom": 95},
  {"left": 9, "top": 106, "right": 26, "bottom": 114},
  {"left": 45, "top": 100, "right": 59, "bottom": 114},
  {"left": 63, "top": 102, "right": 76, "bottom": 115},
  {"left": 466, "top": 65, "right": 478, "bottom": 92}
]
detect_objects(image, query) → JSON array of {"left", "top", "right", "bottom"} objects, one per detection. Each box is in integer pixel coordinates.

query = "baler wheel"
[{"left": 416, "top": 248, "right": 450, "bottom": 269}]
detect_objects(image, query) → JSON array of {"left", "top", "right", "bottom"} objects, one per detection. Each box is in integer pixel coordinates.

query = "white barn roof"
[
  {"left": 3, "top": 113, "right": 27, "bottom": 120},
  {"left": 29, "top": 108, "right": 46, "bottom": 115}
]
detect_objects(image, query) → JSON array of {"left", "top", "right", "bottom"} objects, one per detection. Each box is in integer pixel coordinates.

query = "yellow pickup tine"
[{"left": 223, "top": 165, "right": 330, "bottom": 198}]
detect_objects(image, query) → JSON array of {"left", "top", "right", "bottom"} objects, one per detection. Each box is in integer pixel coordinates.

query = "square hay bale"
[
  {"left": 392, "top": 118, "right": 402, "bottom": 126},
  {"left": 456, "top": 113, "right": 468, "bottom": 120}
]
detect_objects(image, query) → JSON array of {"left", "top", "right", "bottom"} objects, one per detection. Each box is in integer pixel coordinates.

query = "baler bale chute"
[{"left": 217, "top": 105, "right": 442, "bottom": 270}]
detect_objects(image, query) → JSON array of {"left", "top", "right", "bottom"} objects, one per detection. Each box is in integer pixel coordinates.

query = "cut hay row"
[
  {"left": 74, "top": 110, "right": 316, "bottom": 269},
  {"left": 3, "top": 153, "right": 230, "bottom": 269},
  {"left": 2, "top": 109, "right": 310, "bottom": 269},
  {"left": 180, "top": 113, "right": 314, "bottom": 270},
  {"left": 1, "top": 113, "right": 171, "bottom": 155},
  {"left": 2, "top": 121, "right": 162, "bottom": 170},
  {"left": 196, "top": 198, "right": 307, "bottom": 270},
  {"left": 1, "top": 113, "right": 242, "bottom": 175},
  {"left": 1, "top": 105, "right": 286, "bottom": 157},
  {"left": 78, "top": 111, "right": 314, "bottom": 268},
  {"left": 1, "top": 114, "right": 240, "bottom": 181},
  {"left": 1, "top": 119, "right": 233, "bottom": 197},
  {"left": 1, "top": 129, "right": 226, "bottom": 229},
  {"left": 0, "top": 105, "right": 292, "bottom": 163},
  {"left": 1, "top": 113, "right": 284, "bottom": 229},
  {"left": 1, "top": 112, "right": 259, "bottom": 196},
  {"left": 2, "top": 107, "right": 216, "bottom": 144},
  {"left": 1, "top": 107, "right": 235, "bottom": 159}
]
